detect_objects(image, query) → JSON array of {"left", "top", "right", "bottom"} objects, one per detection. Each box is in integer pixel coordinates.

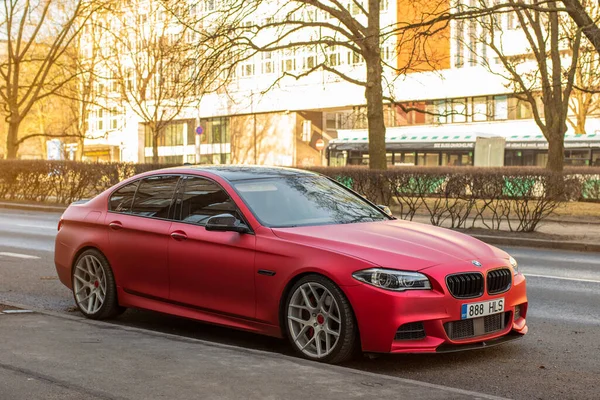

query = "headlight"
[
  {"left": 352, "top": 268, "right": 431, "bottom": 291},
  {"left": 509, "top": 256, "right": 519, "bottom": 275}
]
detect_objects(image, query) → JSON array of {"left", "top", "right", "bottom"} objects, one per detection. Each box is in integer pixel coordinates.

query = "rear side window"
[
  {"left": 175, "top": 176, "right": 243, "bottom": 226},
  {"left": 109, "top": 181, "right": 139, "bottom": 213},
  {"left": 130, "top": 175, "right": 180, "bottom": 219}
]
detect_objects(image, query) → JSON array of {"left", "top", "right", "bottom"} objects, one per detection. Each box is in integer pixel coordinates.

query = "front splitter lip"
[
  {"left": 386, "top": 330, "right": 526, "bottom": 354},
  {"left": 435, "top": 330, "right": 525, "bottom": 353}
]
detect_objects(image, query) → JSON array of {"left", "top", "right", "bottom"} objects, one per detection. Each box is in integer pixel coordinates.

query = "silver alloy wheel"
[
  {"left": 287, "top": 282, "right": 342, "bottom": 358},
  {"left": 73, "top": 255, "right": 107, "bottom": 315}
]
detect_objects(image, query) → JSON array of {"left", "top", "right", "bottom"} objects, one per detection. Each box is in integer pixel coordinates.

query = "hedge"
[
  {"left": 0, "top": 160, "right": 171, "bottom": 205},
  {"left": 1, "top": 160, "right": 599, "bottom": 232},
  {"left": 309, "top": 166, "right": 600, "bottom": 232}
]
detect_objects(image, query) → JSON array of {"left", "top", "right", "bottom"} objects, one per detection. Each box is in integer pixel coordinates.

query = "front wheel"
[
  {"left": 285, "top": 274, "right": 357, "bottom": 363},
  {"left": 72, "top": 249, "right": 124, "bottom": 320}
]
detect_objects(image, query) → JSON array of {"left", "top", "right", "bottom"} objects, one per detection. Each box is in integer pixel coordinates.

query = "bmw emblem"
[{"left": 472, "top": 260, "right": 482, "bottom": 267}]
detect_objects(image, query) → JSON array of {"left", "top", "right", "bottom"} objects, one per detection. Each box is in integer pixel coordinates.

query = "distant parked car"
[{"left": 55, "top": 166, "right": 528, "bottom": 363}]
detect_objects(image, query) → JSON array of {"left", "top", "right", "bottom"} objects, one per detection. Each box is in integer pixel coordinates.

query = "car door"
[
  {"left": 168, "top": 175, "right": 256, "bottom": 319},
  {"left": 105, "top": 175, "right": 180, "bottom": 300}
]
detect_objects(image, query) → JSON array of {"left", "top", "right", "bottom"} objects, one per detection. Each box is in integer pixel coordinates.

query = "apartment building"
[{"left": 80, "top": 0, "right": 600, "bottom": 167}]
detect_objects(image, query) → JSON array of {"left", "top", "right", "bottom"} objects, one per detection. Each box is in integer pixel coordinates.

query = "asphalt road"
[{"left": 1, "top": 208, "right": 599, "bottom": 400}]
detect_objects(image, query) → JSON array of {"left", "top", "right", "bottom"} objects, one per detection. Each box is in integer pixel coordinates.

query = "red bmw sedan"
[{"left": 55, "top": 166, "right": 528, "bottom": 363}]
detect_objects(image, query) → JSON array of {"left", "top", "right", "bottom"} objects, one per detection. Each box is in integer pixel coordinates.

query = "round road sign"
[{"left": 315, "top": 139, "right": 325, "bottom": 151}]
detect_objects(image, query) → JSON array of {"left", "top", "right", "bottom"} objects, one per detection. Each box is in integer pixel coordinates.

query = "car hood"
[{"left": 271, "top": 219, "right": 508, "bottom": 271}]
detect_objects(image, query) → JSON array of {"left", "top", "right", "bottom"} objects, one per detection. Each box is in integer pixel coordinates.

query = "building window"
[
  {"left": 452, "top": 99, "right": 467, "bottom": 123},
  {"left": 516, "top": 99, "right": 533, "bottom": 119},
  {"left": 455, "top": 20, "right": 464, "bottom": 68},
  {"left": 380, "top": 0, "right": 389, "bottom": 12},
  {"left": 468, "top": 20, "right": 477, "bottom": 66},
  {"left": 349, "top": 0, "right": 363, "bottom": 15},
  {"left": 348, "top": 51, "right": 363, "bottom": 65},
  {"left": 144, "top": 121, "right": 186, "bottom": 148},
  {"left": 200, "top": 117, "right": 230, "bottom": 145},
  {"left": 494, "top": 95, "right": 508, "bottom": 120},
  {"left": 261, "top": 52, "right": 274, "bottom": 74},
  {"left": 240, "top": 60, "right": 255, "bottom": 77},
  {"left": 326, "top": 46, "right": 341, "bottom": 67},
  {"left": 434, "top": 100, "right": 448, "bottom": 124},
  {"left": 303, "top": 46, "right": 317, "bottom": 70},
  {"left": 472, "top": 97, "right": 489, "bottom": 121},
  {"left": 282, "top": 49, "right": 296, "bottom": 72}
]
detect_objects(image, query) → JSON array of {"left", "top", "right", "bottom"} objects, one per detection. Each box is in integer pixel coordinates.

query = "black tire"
[
  {"left": 284, "top": 274, "right": 357, "bottom": 364},
  {"left": 72, "top": 249, "right": 125, "bottom": 320}
]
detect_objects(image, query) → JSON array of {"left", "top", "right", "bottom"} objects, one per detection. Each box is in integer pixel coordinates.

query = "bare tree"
[
  {"left": 96, "top": 1, "right": 220, "bottom": 163},
  {"left": 562, "top": 0, "right": 600, "bottom": 55},
  {"left": 175, "top": 0, "right": 452, "bottom": 170},
  {"left": 564, "top": 0, "right": 600, "bottom": 134},
  {"left": 0, "top": 0, "right": 98, "bottom": 159},
  {"left": 461, "top": 0, "right": 582, "bottom": 172}
]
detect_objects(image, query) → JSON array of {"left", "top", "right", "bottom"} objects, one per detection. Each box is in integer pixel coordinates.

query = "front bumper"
[{"left": 343, "top": 270, "right": 528, "bottom": 354}]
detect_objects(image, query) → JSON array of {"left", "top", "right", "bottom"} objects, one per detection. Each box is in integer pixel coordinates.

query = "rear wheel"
[
  {"left": 285, "top": 274, "right": 357, "bottom": 363},
  {"left": 72, "top": 249, "right": 124, "bottom": 320}
]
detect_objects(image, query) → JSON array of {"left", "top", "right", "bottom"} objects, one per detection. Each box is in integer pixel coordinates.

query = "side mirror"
[
  {"left": 205, "top": 213, "right": 250, "bottom": 234},
  {"left": 377, "top": 205, "right": 393, "bottom": 217}
]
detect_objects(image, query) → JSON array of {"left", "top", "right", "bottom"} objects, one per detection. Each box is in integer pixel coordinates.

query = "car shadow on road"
[{"left": 92, "top": 306, "right": 524, "bottom": 372}]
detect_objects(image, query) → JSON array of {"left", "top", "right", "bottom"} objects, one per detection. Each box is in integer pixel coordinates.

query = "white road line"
[
  {"left": 15, "top": 224, "right": 55, "bottom": 230},
  {"left": 525, "top": 273, "right": 600, "bottom": 284},
  {"left": 0, "top": 252, "right": 40, "bottom": 260}
]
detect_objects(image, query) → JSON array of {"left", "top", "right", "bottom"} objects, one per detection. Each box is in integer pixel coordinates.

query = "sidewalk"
[{"left": 0, "top": 307, "right": 505, "bottom": 400}]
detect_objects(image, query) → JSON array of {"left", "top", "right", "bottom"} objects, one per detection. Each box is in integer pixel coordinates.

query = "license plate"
[{"left": 461, "top": 298, "right": 504, "bottom": 320}]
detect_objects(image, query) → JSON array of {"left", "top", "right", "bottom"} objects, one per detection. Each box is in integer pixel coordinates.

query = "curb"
[
  {"left": 0, "top": 202, "right": 66, "bottom": 213},
  {"left": 0, "top": 299, "right": 507, "bottom": 400},
  {"left": 470, "top": 234, "right": 600, "bottom": 252}
]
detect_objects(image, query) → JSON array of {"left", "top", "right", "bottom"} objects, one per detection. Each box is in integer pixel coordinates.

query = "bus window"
[
  {"left": 417, "top": 153, "right": 440, "bottom": 166},
  {"left": 387, "top": 153, "right": 393, "bottom": 166},
  {"left": 592, "top": 151, "right": 600, "bottom": 167},
  {"left": 404, "top": 152, "right": 415, "bottom": 165},
  {"left": 535, "top": 153, "right": 548, "bottom": 167},
  {"left": 565, "top": 150, "right": 591, "bottom": 166}
]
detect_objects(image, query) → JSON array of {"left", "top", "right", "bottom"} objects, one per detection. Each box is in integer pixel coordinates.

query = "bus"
[{"left": 326, "top": 130, "right": 600, "bottom": 167}]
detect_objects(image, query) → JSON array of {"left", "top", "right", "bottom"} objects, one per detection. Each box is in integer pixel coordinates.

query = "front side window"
[
  {"left": 130, "top": 175, "right": 180, "bottom": 219},
  {"left": 233, "top": 176, "right": 389, "bottom": 228},
  {"left": 109, "top": 181, "right": 139, "bottom": 213},
  {"left": 175, "top": 176, "right": 243, "bottom": 226}
]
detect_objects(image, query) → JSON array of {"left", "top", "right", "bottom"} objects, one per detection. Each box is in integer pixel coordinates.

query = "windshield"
[{"left": 233, "top": 175, "right": 389, "bottom": 228}]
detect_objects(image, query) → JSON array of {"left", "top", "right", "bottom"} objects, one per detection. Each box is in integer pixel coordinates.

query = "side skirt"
[{"left": 117, "top": 287, "right": 283, "bottom": 339}]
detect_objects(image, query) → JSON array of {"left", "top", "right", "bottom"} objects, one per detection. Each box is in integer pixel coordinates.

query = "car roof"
[{"left": 159, "top": 165, "right": 320, "bottom": 182}]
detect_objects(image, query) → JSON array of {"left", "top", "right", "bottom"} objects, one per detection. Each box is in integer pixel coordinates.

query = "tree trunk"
[
  {"left": 574, "top": 111, "right": 586, "bottom": 135},
  {"left": 364, "top": 57, "right": 387, "bottom": 170},
  {"left": 75, "top": 135, "right": 85, "bottom": 161},
  {"left": 364, "top": 0, "right": 387, "bottom": 170},
  {"left": 6, "top": 120, "right": 21, "bottom": 159},
  {"left": 546, "top": 130, "right": 565, "bottom": 172},
  {"left": 151, "top": 124, "right": 159, "bottom": 164}
]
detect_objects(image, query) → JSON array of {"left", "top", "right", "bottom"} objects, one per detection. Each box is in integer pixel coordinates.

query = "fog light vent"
[
  {"left": 395, "top": 322, "right": 426, "bottom": 340},
  {"left": 514, "top": 305, "right": 521, "bottom": 321}
]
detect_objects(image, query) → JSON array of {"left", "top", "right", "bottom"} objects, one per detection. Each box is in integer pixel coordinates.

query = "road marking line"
[
  {"left": 2, "top": 310, "right": 34, "bottom": 314},
  {"left": 0, "top": 252, "right": 40, "bottom": 260},
  {"left": 15, "top": 224, "right": 55, "bottom": 230},
  {"left": 525, "top": 273, "right": 600, "bottom": 284}
]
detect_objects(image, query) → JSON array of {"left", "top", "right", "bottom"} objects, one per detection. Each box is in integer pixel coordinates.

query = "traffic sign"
[
  {"left": 315, "top": 139, "right": 325, "bottom": 151},
  {"left": 195, "top": 126, "right": 203, "bottom": 135}
]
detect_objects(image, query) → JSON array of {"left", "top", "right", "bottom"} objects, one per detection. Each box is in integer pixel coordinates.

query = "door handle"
[
  {"left": 170, "top": 231, "right": 187, "bottom": 241},
  {"left": 108, "top": 221, "right": 123, "bottom": 230}
]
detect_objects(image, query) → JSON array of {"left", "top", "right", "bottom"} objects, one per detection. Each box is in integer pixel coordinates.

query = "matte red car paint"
[{"left": 55, "top": 167, "right": 528, "bottom": 353}]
